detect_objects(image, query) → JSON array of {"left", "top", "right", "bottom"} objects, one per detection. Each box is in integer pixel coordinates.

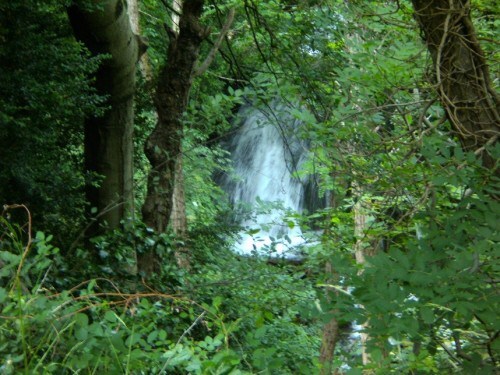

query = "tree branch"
[{"left": 193, "top": 8, "right": 235, "bottom": 78}]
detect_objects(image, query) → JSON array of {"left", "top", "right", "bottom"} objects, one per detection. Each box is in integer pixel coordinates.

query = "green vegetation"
[{"left": 0, "top": 0, "right": 498, "bottom": 373}]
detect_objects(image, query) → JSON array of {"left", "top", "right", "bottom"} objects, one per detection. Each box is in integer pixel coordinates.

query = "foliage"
[
  {"left": 0, "top": 206, "right": 321, "bottom": 374},
  {"left": 0, "top": 0, "right": 498, "bottom": 373},
  {"left": 186, "top": 245, "right": 322, "bottom": 373},
  {"left": 299, "top": 1, "right": 499, "bottom": 373},
  {"left": 315, "top": 155, "right": 499, "bottom": 373},
  {"left": 0, "top": 0, "right": 105, "bottom": 245}
]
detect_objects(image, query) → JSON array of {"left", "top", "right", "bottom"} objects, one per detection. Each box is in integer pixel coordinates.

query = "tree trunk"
[
  {"left": 353, "top": 194, "right": 389, "bottom": 369},
  {"left": 353, "top": 197, "right": 372, "bottom": 366},
  {"left": 320, "top": 314, "right": 340, "bottom": 374},
  {"left": 168, "top": 0, "right": 190, "bottom": 270},
  {"left": 319, "top": 189, "right": 341, "bottom": 374},
  {"left": 139, "top": 0, "right": 207, "bottom": 274},
  {"left": 127, "top": 0, "right": 152, "bottom": 79},
  {"left": 319, "top": 262, "right": 341, "bottom": 375},
  {"left": 68, "top": 0, "right": 145, "bottom": 235},
  {"left": 170, "top": 148, "right": 190, "bottom": 269},
  {"left": 412, "top": 0, "right": 499, "bottom": 172}
]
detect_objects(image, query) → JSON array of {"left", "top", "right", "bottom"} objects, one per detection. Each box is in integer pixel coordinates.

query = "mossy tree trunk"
[
  {"left": 412, "top": 0, "right": 499, "bottom": 172},
  {"left": 139, "top": 0, "right": 207, "bottom": 275},
  {"left": 68, "top": 0, "right": 146, "bottom": 237}
]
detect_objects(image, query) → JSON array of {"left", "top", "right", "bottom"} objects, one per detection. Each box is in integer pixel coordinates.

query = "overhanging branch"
[{"left": 193, "top": 8, "right": 236, "bottom": 78}]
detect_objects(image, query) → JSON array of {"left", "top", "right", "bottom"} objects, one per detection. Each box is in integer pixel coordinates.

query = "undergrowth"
[{"left": 0, "top": 205, "right": 321, "bottom": 374}]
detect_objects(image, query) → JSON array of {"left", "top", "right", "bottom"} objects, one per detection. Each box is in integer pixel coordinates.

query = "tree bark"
[
  {"left": 168, "top": 0, "right": 190, "bottom": 270},
  {"left": 127, "top": 0, "right": 152, "bottom": 79},
  {"left": 412, "top": 0, "right": 499, "bottom": 172},
  {"left": 170, "top": 149, "right": 190, "bottom": 269},
  {"left": 319, "top": 262, "right": 341, "bottom": 375},
  {"left": 167, "top": 3, "right": 236, "bottom": 271},
  {"left": 68, "top": 0, "right": 145, "bottom": 235},
  {"left": 139, "top": 0, "right": 207, "bottom": 274}
]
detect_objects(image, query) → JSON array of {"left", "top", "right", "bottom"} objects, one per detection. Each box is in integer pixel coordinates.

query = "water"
[{"left": 220, "top": 101, "right": 311, "bottom": 259}]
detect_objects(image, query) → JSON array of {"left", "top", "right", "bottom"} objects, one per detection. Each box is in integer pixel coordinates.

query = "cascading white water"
[{"left": 220, "top": 101, "right": 310, "bottom": 259}]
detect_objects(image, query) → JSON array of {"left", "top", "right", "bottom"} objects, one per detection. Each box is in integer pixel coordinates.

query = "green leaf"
[
  {"left": 104, "top": 310, "right": 117, "bottom": 323},
  {"left": 75, "top": 326, "right": 88, "bottom": 341},
  {"left": 420, "top": 306, "right": 434, "bottom": 324},
  {"left": 0, "top": 287, "right": 7, "bottom": 304}
]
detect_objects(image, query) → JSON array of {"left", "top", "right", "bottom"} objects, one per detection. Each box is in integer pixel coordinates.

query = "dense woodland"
[{"left": 0, "top": 0, "right": 498, "bottom": 373}]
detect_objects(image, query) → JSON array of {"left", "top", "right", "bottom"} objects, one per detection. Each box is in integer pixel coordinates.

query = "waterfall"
[{"left": 220, "top": 101, "right": 311, "bottom": 259}]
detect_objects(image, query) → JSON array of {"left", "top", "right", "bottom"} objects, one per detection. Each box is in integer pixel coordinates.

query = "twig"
[
  {"left": 2, "top": 204, "right": 32, "bottom": 292},
  {"left": 160, "top": 311, "right": 207, "bottom": 372}
]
